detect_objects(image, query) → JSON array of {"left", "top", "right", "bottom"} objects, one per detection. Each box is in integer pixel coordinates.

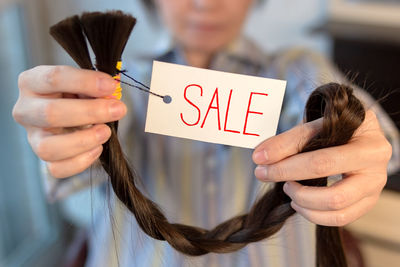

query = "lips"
[{"left": 188, "top": 21, "right": 224, "bottom": 33}]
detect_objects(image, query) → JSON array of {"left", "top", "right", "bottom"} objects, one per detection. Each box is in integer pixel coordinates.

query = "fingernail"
[
  {"left": 254, "top": 165, "right": 268, "bottom": 179},
  {"left": 283, "top": 182, "right": 289, "bottom": 193},
  {"left": 98, "top": 78, "right": 117, "bottom": 93},
  {"left": 253, "top": 150, "right": 268, "bottom": 163},
  {"left": 109, "top": 102, "right": 125, "bottom": 119},
  {"left": 96, "top": 126, "right": 110, "bottom": 143}
]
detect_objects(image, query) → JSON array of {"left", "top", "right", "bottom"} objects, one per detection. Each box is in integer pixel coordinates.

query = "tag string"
[
  {"left": 114, "top": 69, "right": 169, "bottom": 102},
  {"left": 120, "top": 71, "right": 150, "bottom": 90},
  {"left": 115, "top": 78, "right": 165, "bottom": 99}
]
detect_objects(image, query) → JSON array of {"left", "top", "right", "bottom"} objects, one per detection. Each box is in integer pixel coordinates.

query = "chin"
[{"left": 184, "top": 35, "right": 233, "bottom": 54}]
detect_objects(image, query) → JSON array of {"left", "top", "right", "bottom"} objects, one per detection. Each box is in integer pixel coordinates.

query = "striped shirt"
[{"left": 43, "top": 37, "right": 400, "bottom": 267}]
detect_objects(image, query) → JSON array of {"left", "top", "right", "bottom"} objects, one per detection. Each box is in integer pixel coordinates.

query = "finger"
[
  {"left": 15, "top": 96, "right": 126, "bottom": 127},
  {"left": 283, "top": 173, "right": 386, "bottom": 211},
  {"left": 252, "top": 118, "right": 322, "bottom": 165},
  {"left": 353, "top": 110, "right": 383, "bottom": 137},
  {"left": 254, "top": 140, "right": 376, "bottom": 182},
  {"left": 47, "top": 145, "right": 103, "bottom": 178},
  {"left": 291, "top": 194, "right": 380, "bottom": 226},
  {"left": 18, "top": 65, "right": 118, "bottom": 97},
  {"left": 29, "top": 124, "right": 111, "bottom": 161}
]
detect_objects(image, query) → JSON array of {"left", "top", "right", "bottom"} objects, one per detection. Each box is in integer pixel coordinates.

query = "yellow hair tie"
[{"left": 106, "top": 61, "right": 122, "bottom": 100}]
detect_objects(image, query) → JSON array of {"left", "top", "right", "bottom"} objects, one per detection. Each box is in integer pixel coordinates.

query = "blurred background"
[{"left": 0, "top": 0, "right": 399, "bottom": 266}]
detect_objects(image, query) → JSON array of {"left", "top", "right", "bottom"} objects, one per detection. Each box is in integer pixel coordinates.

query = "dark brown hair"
[{"left": 50, "top": 11, "right": 365, "bottom": 266}]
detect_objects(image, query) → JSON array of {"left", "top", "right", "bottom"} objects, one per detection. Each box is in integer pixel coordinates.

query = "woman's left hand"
[{"left": 252, "top": 110, "right": 392, "bottom": 226}]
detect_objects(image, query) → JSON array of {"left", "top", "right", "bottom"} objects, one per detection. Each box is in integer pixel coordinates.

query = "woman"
[{"left": 13, "top": 0, "right": 397, "bottom": 266}]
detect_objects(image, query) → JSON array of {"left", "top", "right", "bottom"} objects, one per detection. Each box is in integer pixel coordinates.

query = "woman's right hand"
[{"left": 12, "top": 65, "right": 127, "bottom": 178}]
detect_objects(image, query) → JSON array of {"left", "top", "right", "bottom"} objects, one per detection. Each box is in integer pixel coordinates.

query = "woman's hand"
[
  {"left": 252, "top": 110, "right": 392, "bottom": 226},
  {"left": 13, "top": 65, "right": 127, "bottom": 178}
]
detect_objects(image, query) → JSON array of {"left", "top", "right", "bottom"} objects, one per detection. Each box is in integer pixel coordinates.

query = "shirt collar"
[{"left": 142, "top": 34, "right": 269, "bottom": 72}]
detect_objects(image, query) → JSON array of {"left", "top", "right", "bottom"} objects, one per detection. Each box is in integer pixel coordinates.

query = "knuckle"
[
  {"left": 81, "top": 100, "right": 105, "bottom": 122},
  {"left": 94, "top": 145, "right": 103, "bottom": 160},
  {"left": 12, "top": 101, "right": 24, "bottom": 124},
  {"left": 310, "top": 152, "right": 334, "bottom": 176},
  {"left": 267, "top": 139, "right": 286, "bottom": 160},
  {"left": 75, "top": 156, "right": 87, "bottom": 169},
  {"left": 265, "top": 146, "right": 280, "bottom": 162},
  {"left": 77, "top": 131, "right": 95, "bottom": 149},
  {"left": 297, "top": 124, "right": 312, "bottom": 151},
  {"left": 271, "top": 165, "right": 288, "bottom": 181},
  {"left": 78, "top": 148, "right": 99, "bottom": 168},
  {"left": 298, "top": 132, "right": 309, "bottom": 152},
  {"left": 18, "top": 70, "right": 29, "bottom": 90},
  {"left": 327, "top": 191, "right": 347, "bottom": 210},
  {"left": 44, "top": 66, "right": 65, "bottom": 87},
  {"left": 371, "top": 138, "right": 393, "bottom": 163},
  {"left": 367, "top": 109, "right": 377, "bottom": 122},
  {"left": 376, "top": 176, "right": 387, "bottom": 192},
  {"left": 276, "top": 138, "right": 287, "bottom": 154},
  {"left": 27, "top": 131, "right": 38, "bottom": 154},
  {"left": 261, "top": 136, "right": 288, "bottom": 163},
  {"left": 35, "top": 139, "right": 52, "bottom": 161},
  {"left": 47, "top": 162, "right": 65, "bottom": 179},
  {"left": 42, "top": 101, "right": 57, "bottom": 126},
  {"left": 90, "top": 101, "right": 106, "bottom": 120},
  {"left": 293, "top": 186, "right": 308, "bottom": 206},
  {"left": 332, "top": 212, "right": 348, "bottom": 226},
  {"left": 380, "top": 139, "right": 392, "bottom": 162}
]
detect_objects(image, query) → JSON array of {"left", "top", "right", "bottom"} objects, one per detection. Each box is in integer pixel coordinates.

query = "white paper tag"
[{"left": 145, "top": 61, "right": 286, "bottom": 149}]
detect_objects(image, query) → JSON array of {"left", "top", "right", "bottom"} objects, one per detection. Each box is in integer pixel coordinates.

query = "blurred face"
[{"left": 154, "top": 0, "right": 254, "bottom": 54}]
